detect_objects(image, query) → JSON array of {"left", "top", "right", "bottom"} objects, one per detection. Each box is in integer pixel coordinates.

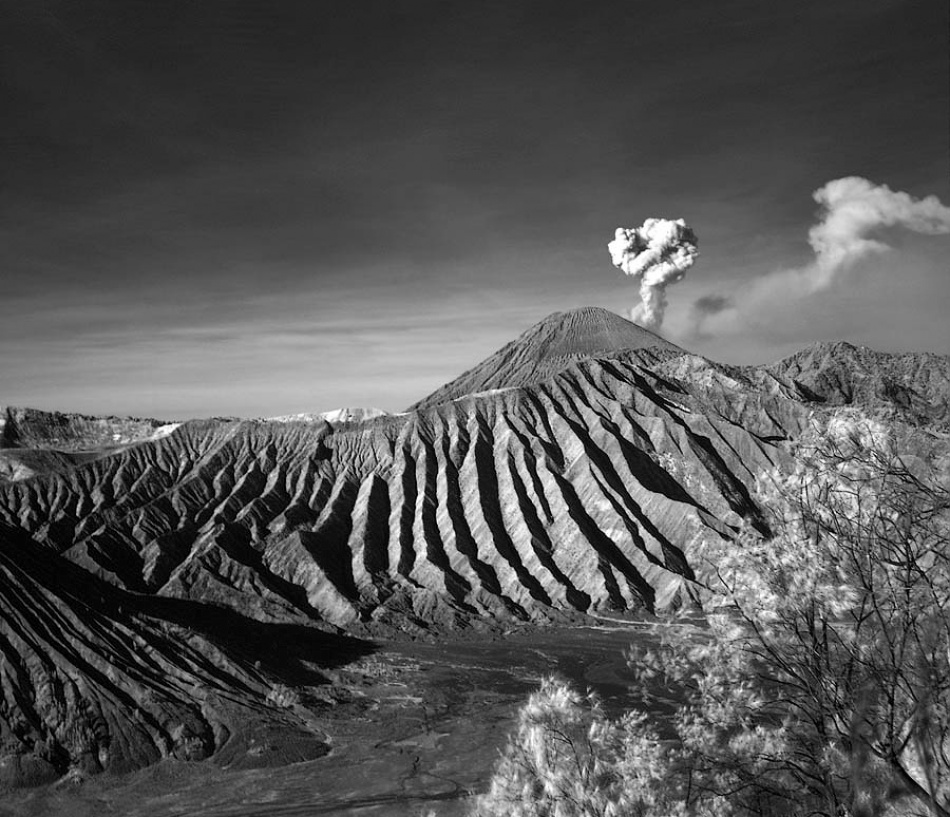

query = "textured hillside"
[
  {"left": 758, "top": 342, "right": 950, "bottom": 429},
  {"left": 1, "top": 307, "right": 945, "bottom": 785},
  {"left": 0, "top": 407, "right": 180, "bottom": 482},
  {"left": 0, "top": 406, "right": 179, "bottom": 450},
  {"left": 0, "top": 356, "right": 793, "bottom": 631},
  {"left": 0, "top": 523, "right": 358, "bottom": 789}
]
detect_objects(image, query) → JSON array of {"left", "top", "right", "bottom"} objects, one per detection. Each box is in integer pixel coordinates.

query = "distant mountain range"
[{"left": 1, "top": 306, "right": 948, "bottom": 787}]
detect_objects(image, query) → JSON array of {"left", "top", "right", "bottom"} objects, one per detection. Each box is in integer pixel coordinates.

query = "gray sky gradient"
[{"left": 2, "top": 0, "right": 948, "bottom": 418}]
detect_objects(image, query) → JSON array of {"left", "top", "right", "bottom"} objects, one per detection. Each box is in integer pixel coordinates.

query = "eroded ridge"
[{"left": 0, "top": 357, "right": 795, "bottom": 630}]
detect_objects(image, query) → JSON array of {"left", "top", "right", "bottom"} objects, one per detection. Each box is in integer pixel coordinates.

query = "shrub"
[{"left": 470, "top": 677, "right": 676, "bottom": 817}]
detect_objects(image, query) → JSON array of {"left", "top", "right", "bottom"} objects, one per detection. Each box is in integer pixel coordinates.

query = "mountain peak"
[
  {"left": 523, "top": 306, "right": 684, "bottom": 359},
  {"left": 409, "top": 306, "right": 686, "bottom": 411}
]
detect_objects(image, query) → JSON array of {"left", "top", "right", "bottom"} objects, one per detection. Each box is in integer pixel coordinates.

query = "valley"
[{"left": 0, "top": 623, "right": 656, "bottom": 817}]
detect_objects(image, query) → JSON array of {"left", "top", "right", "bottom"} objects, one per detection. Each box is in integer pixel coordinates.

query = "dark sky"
[{"left": 2, "top": 0, "right": 948, "bottom": 418}]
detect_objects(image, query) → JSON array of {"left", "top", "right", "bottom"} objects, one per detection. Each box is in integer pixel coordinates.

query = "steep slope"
[
  {"left": 408, "top": 306, "right": 685, "bottom": 411},
  {"left": 0, "top": 355, "right": 794, "bottom": 636},
  {"left": 0, "top": 524, "right": 365, "bottom": 789},
  {"left": 756, "top": 342, "right": 950, "bottom": 429}
]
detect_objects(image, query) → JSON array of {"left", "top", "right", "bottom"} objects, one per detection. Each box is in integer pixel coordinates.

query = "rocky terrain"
[
  {"left": 0, "top": 524, "right": 357, "bottom": 788},
  {"left": 1, "top": 306, "right": 947, "bottom": 801},
  {"left": 0, "top": 407, "right": 181, "bottom": 482}
]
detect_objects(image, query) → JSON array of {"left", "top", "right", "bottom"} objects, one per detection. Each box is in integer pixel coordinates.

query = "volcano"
[
  {"left": 1, "top": 307, "right": 947, "bottom": 795},
  {"left": 409, "top": 306, "right": 684, "bottom": 411}
]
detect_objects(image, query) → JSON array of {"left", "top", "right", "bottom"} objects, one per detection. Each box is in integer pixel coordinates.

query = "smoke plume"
[
  {"left": 607, "top": 218, "right": 699, "bottom": 331},
  {"left": 692, "top": 177, "right": 950, "bottom": 338},
  {"left": 807, "top": 176, "right": 950, "bottom": 289}
]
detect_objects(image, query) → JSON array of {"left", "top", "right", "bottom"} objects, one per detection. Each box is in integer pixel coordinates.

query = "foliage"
[
  {"left": 469, "top": 412, "right": 950, "bottom": 817},
  {"left": 469, "top": 677, "right": 677, "bottom": 817}
]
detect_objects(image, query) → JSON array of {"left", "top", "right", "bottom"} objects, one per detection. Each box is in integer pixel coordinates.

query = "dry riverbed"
[{"left": 0, "top": 621, "right": 663, "bottom": 817}]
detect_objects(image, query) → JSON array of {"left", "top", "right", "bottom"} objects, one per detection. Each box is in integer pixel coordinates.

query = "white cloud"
[{"left": 692, "top": 177, "right": 950, "bottom": 340}]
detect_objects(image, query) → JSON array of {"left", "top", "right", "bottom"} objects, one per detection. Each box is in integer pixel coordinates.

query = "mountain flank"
[
  {"left": 1, "top": 307, "right": 947, "bottom": 786},
  {"left": 0, "top": 407, "right": 180, "bottom": 482}
]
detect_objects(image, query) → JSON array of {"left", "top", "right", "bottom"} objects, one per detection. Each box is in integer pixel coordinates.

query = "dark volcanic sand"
[{"left": 0, "top": 622, "right": 661, "bottom": 817}]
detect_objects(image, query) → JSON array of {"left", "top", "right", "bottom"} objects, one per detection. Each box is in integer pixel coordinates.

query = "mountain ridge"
[{"left": 1, "top": 309, "right": 948, "bottom": 786}]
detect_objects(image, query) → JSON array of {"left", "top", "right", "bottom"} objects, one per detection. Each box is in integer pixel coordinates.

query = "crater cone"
[{"left": 409, "top": 306, "right": 685, "bottom": 410}]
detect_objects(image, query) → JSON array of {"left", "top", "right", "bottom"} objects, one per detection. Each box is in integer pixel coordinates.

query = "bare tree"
[{"left": 634, "top": 413, "right": 950, "bottom": 816}]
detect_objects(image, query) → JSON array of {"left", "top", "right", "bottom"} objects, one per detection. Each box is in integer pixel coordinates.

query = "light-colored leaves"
[{"left": 466, "top": 410, "right": 950, "bottom": 817}]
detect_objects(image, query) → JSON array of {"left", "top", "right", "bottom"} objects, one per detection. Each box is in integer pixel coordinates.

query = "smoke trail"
[
  {"left": 607, "top": 218, "right": 699, "bottom": 331},
  {"left": 807, "top": 177, "right": 950, "bottom": 289},
  {"left": 692, "top": 178, "right": 950, "bottom": 339}
]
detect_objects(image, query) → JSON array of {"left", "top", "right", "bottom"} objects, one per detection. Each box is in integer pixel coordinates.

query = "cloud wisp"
[{"left": 693, "top": 177, "right": 950, "bottom": 338}]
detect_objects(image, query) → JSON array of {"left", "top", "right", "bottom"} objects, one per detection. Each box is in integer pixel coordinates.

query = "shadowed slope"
[{"left": 0, "top": 524, "right": 373, "bottom": 789}]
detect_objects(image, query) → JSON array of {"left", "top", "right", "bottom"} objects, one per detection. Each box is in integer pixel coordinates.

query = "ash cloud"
[
  {"left": 607, "top": 218, "right": 699, "bottom": 332},
  {"left": 694, "top": 177, "right": 950, "bottom": 338},
  {"left": 693, "top": 294, "right": 730, "bottom": 316}
]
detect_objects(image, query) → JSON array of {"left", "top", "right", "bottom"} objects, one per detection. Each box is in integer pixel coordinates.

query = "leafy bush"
[{"left": 468, "top": 677, "right": 676, "bottom": 817}]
